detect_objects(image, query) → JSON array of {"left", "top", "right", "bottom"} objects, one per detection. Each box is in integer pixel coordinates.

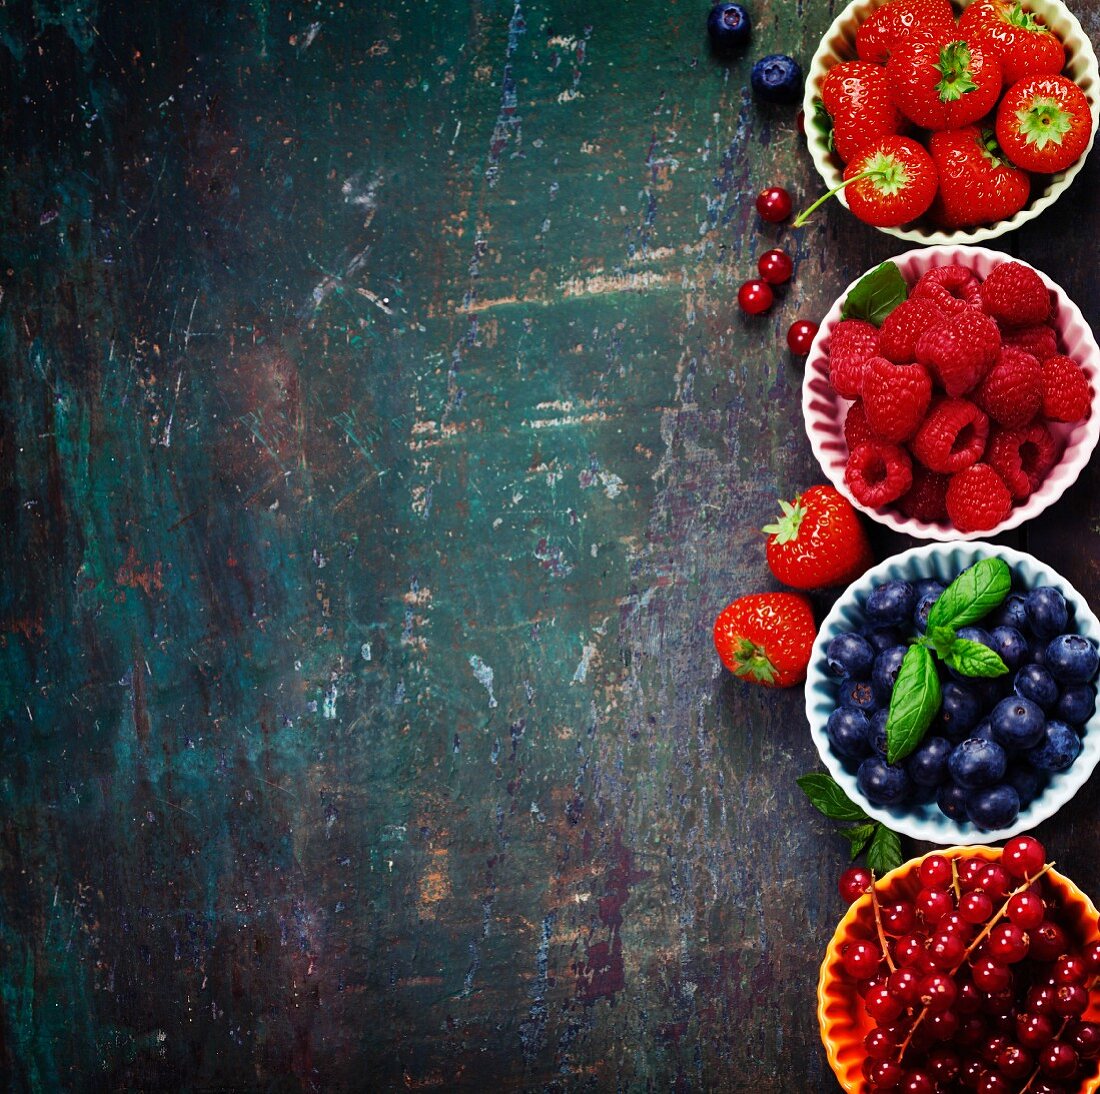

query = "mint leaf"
[
  {"left": 797, "top": 772, "right": 871, "bottom": 822},
  {"left": 924, "top": 624, "right": 958, "bottom": 660},
  {"left": 866, "top": 823, "right": 903, "bottom": 876},
  {"left": 838, "top": 822, "right": 877, "bottom": 860},
  {"left": 926, "top": 558, "right": 1012, "bottom": 634},
  {"left": 944, "top": 638, "right": 1009, "bottom": 678},
  {"left": 811, "top": 98, "right": 835, "bottom": 154},
  {"left": 886, "top": 644, "right": 942, "bottom": 764},
  {"left": 841, "top": 261, "right": 908, "bottom": 327}
]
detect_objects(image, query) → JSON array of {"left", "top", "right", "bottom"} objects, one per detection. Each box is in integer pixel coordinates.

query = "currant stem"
[
  {"left": 869, "top": 872, "right": 898, "bottom": 974},
  {"left": 1019, "top": 1015, "right": 1071, "bottom": 1094},
  {"left": 792, "top": 171, "right": 867, "bottom": 228}
]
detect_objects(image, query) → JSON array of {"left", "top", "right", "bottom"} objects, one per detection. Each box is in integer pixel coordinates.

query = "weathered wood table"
[{"left": 3, "top": 1, "right": 1100, "bottom": 1089}]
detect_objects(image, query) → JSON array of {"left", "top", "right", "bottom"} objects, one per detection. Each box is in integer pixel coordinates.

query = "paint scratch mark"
[
  {"left": 469, "top": 655, "right": 498, "bottom": 708},
  {"left": 484, "top": 3, "right": 526, "bottom": 188},
  {"left": 571, "top": 642, "right": 596, "bottom": 684}
]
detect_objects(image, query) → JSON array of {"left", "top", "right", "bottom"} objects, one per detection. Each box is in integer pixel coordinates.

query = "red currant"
[
  {"left": 995, "top": 1041, "right": 1034, "bottom": 1080},
  {"left": 755, "top": 186, "right": 792, "bottom": 223},
  {"left": 959, "top": 889, "right": 994, "bottom": 925},
  {"left": 865, "top": 1025, "right": 899, "bottom": 1059},
  {"left": 1007, "top": 891, "right": 1045, "bottom": 930},
  {"left": 1052, "top": 953, "right": 1087, "bottom": 983},
  {"left": 901, "top": 1069, "right": 935, "bottom": 1094},
  {"left": 738, "top": 278, "right": 773, "bottom": 315},
  {"left": 1027, "top": 984, "right": 1058, "bottom": 1014},
  {"left": 1067, "top": 1020, "right": 1100, "bottom": 1058},
  {"left": 976, "top": 1071, "right": 1011, "bottom": 1094},
  {"left": 958, "top": 857, "right": 986, "bottom": 890},
  {"left": 916, "top": 886, "right": 953, "bottom": 924},
  {"left": 786, "top": 318, "right": 818, "bottom": 354},
  {"left": 974, "top": 864, "right": 1009, "bottom": 902},
  {"left": 866, "top": 982, "right": 904, "bottom": 1022},
  {"left": 1053, "top": 983, "right": 1088, "bottom": 1016},
  {"left": 757, "top": 248, "right": 793, "bottom": 285},
  {"left": 1002, "top": 834, "right": 1046, "bottom": 879},
  {"left": 1038, "top": 1040, "right": 1078, "bottom": 1078},
  {"left": 928, "top": 930, "right": 967, "bottom": 969},
  {"left": 919, "top": 971, "right": 958, "bottom": 1012},
  {"left": 1017, "top": 1011, "right": 1057, "bottom": 1048},
  {"left": 956, "top": 1015, "right": 988, "bottom": 1047},
  {"left": 926, "top": 1046, "right": 961, "bottom": 1083},
  {"left": 882, "top": 900, "right": 916, "bottom": 936},
  {"left": 971, "top": 957, "right": 1012, "bottom": 993},
  {"left": 955, "top": 980, "right": 983, "bottom": 1015},
  {"left": 987, "top": 923, "right": 1029, "bottom": 964},
  {"left": 981, "top": 1033, "right": 1010, "bottom": 1064},
  {"left": 927, "top": 1009, "right": 960, "bottom": 1042},
  {"left": 919, "top": 854, "right": 953, "bottom": 889},
  {"left": 839, "top": 865, "right": 873, "bottom": 904},
  {"left": 1030, "top": 921, "right": 1068, "bottom": 961},
  {"left": 796, "top": 109, "right": 806, "bottom": 136},
  {"left": 1082, "top": 938, "right": 1100, "bottom": 973}
]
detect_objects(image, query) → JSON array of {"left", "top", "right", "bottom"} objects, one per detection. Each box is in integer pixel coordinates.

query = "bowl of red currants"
[
  {"left": 819, "top": 839, "right": 1100, "bottom": 1091},
  {"left": 806, "top": 541, "right": 1100, "bottom": 843}
]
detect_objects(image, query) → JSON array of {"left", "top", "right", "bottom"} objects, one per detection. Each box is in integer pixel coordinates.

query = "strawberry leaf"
[
  {"left": 841, "top": 261, "right": 908, "bottom": 327},
  {"left": 885, "top": 644, "right": 941, "bottom": 764}
]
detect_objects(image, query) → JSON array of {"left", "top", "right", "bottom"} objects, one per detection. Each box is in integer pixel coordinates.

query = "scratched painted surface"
[{"left": 3, "top": 0, "right": 1100, "bottom": 1090}]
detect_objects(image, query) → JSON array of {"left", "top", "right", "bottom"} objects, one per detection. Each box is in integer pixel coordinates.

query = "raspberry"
[
  {"left": 845, "top": 440, "right": 913, "bottom": 507},
  {"left": 915, "top": 307, "right": 1000, "bottom": 397},
  {"left": 911, "top": 264, "right": 982, "bottom": 315},
  {"left": 898, "top": 464, "right": 950, "bottom": 521},
  {"left": 843, "top": 399, "right": 876, "bottom": 450},
  {"left": 1002, "top": 323, "right": 1059, "bottom": 363},
  {"left": 975, "top": 345, "right": 1042, "bottom": 429},
  {"left": 862, "top": 356, "right": 932, "bottom": 441},
  {"left": 828, "top": 319, "right": 880, "bottom": 399},
  {"left": 878, "top": 298, "right": 945, "bottom": 363},
  {"left": 946, "top": 463, "right": 1013, "bottom": 533},
  {"left": 911, "top": 397, "right": 990, "bottom": 473},
  {"left": 987, "top": 422, "right": 1060, "bottom": 500},
  {"left": 1042, "top": 355, "right": 1093, "bottom": 422},
  {"left": 979, "top": 261, "right": 1051, "bottom": 327}
]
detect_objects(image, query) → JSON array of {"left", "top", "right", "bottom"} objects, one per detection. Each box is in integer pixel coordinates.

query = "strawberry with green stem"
[
  {"left": 959, "top": 0, "right": 1065, "bottom": 87},
  {"left": 713, "top": 593, "right": 816, "bottom": 688},
  {"left": 927, "top": 125, "right": 1030, "bottom": 228},
  {"left": 996, "top": 74, "right": 1094, "bottom": 174}
]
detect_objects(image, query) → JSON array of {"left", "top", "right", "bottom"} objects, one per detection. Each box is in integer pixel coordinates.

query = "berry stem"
[
  {"left": 869, "top": 873, "right": 898, "bottom": 974},
  {"left": 955, "top": 862, "right": 1054, "bottom": 967},
  {"left": 792, "top": 171, "right": 866, "bottom": 228},
  {"left": 1019, "top": 1016, "right": 1071, "bottom": 1094},
  {"left": 950, "top": 857, "right": 961, "bottom": 903}
]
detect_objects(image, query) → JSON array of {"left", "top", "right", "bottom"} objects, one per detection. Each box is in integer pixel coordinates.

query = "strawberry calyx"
[
  {"left": 730, "top": 637, "right": 778, "bottom": 684},
  {"left": 978, "top": 127, "right": 1011, "bottom": 168},
  {"left": 935, "top": 40, "right": 980, "bottom": 103},
  {"left": 1014, "top": 95, "right": 1074, "bottom": 150},
  {"left": 794, "top": 152, "right": 909, "bottom": 225},
  {"left": 762, "top": 497, "right": 806, "bottom": 544},
  {"left": 1002, "top": 1, "right": 1046, "bottom": 33}
]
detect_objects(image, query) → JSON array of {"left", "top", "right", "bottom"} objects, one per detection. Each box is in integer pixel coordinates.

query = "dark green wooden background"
[{"left": 3, "top": 0, "right": 1100, "bottom": 1089}]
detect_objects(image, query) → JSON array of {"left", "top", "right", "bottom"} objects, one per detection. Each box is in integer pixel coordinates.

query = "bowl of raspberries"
[
  {"left": 802, "top": 246, "right": 1099, "bottom": 539},
  {"left": 819, "top": 839, "right": 1100, "bottom": 1091},
  {"left": 806, "top": 541, "right": 1100, "bottom": 842},
  {"left": 802, "top": 0, "right": 1099, "bottom": 241}
]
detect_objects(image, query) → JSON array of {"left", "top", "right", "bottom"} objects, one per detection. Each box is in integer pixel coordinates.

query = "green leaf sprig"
[
  {"left": 885, "top": 558, "right": 1012, "bottom": 764},
  {"left": 797, "top": 772, "right": 904, "bottom": 874},
  {"left": 840, "top": 261, "right": 908, "bottom": 327}
]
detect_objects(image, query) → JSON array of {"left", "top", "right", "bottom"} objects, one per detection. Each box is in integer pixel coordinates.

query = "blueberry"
[
  {"left": 868, "top": 709, "right": 889, "bottom": 757},
  {"left": 965, "top": 784, "right": 1021, "bottom": 831},
  {"left": 990, "top": 626, "right": 1029, "bottom": 672},
  {"left": 826, "top": 632, "right": 875, "bottom": 679},
  {"left": 707, "top": 2, "right": 752, "bottom": 50},
  {"left": 1026, "top": 720, "right": 1083, "bottom": 772},
  {"left": 750, "top": 53, "right": 803, "bottom": 104},
  {"left": 1029, "top": 637, "right": 1049, "bottom": 666},
  {"left": 1055, "top": 683, "right": 1096, "bottom": 726},
  {"left": 865, "top": 581, "right": 917, "bottom": 627},
  {"left": 856, "top": 756, "right": 912, "bottom": 806},
  {"left": 872, "top": 645, "right": 909, "bottom": 703},
  {"left": 906, "top": 735, "right": 951, "bottom": 787},
  {"left": 947, "top": 738, "right": 1008, "bottom": 789},
  {"left": 840, "top": 679, "right": 878, "bottom": 712},
  {"left": 936, "top": 681, "right": 983, "bottom": 739},
  {"left": 987, "top": 592, "right": 1029, "bottom": 632},
  {"left": 937, "top": 781, "right": 969, "bottom": 821},
  {"left": 913, "top": 578, "right": 946, "bottom": 602},
  {"left": 1005, "top": 761, "right": 1044, "bottom": 808},
  {"left": 990, "top": 696, "right": 1046, "bottom": 751},
  {"left": 1014, "top": 664, "right": 1059, "bottom": 711},
  {"left": 826, "top": 706, "right": 872, "bottom": 759},
  {"left": 1026, "top": 587, "right": 1069, "bottom": 638},
  {"left": 914, "top": 593, "right": 940, "bottom": 633},
  {"left": 971, "top": 719, "right": 997, "bottom": 743},
  {"left": 862, "top": 627, "right": 903, "bottom": 655},
  {"left": 1045, "top": 634, "right": 1100, "bottom": 684}
]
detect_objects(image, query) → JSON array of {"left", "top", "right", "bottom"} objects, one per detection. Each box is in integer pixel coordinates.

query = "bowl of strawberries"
[
  {"left": 802, "top": 0, "right": 1100, "bottom": 241},
  {"left": 802, "top": 246, "right": 1100, "bottom": 538}
]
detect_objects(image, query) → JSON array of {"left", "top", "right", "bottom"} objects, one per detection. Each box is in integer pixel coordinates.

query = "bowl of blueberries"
[{"left": 806, "top": 541, "right": 1100, "bottom": 843}]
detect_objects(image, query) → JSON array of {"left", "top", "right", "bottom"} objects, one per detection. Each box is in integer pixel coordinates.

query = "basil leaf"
[
  {"left": 797, "top": 772, "right": 871, "bottom": 822},
  {"left": 866, "top": 823, "right": 903, "bottom": 876},
  {"left": 926, "top": 558, "right": 1012, "bottom": 634},
  {"left": 944, "top": 638, "right": 1009, "bottom": 678},
  {"left": 838, "top": 822, "right": 877, "bottom": 860},
  {"left": 811, "top": 98, "right": 835, "bottom": 154},
  {"left": 885, "top": 644, "right": 941, "bottom": 764},
  {"left": 841, "top": 261, "right": 908, "bottom": 327}
]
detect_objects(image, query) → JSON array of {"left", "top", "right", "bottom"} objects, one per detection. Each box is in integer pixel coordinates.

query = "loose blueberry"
[
  {"left": 1045, "top": 634, "right": 1100, "bottom": 684},
  {"left": 990, "top": 696, "right": 1046, "bottom": 751},
  {"left": 826, "top": 632, "right": 875, "bottom": 679},
  {"left": 1026, "top": 587, "right": 1069, "bottom": 638},
  {"left": 987, "top": 592, "right": 1029, "bottom": 632},
  {"left": 990, "top": 626, "right": 1029, "bottom": 673},
  {"left": 872, "top": 645, "right": 908, "bottom": 703},
  {"left": 862, "top": 627, "right": 903, "bottom": 655},
  {"left": 707, "top": 2, "right": 752, "bottom": 50},
  {"left": 1014, "top": 663, "right": 1059, "bottom": 711},
  {"left": 840, "top": 679, "right": 878, "bottom": 712},
  {"left": 1026, "top": 720, "right": 1083, "bottom": 772},
  {"left": 857, "top": 755, "right": 912, "bottom": 806},
  {"left": 906, "top": 735, "right": 951, "bottom": 787},
  {"left": 966, "top": 784, "right": 1021, "bottom": 831},
  {"left": 914, "top": 592, "right": 940, "bottom": 633},
  {"left": 826, "top": 706, "right": 872, "bottom": 759},
  {"left": 1005, "top": 761, "right": 1044, "bottom": 808},
  {"left": 750, "top": 53, "right": 803, "bottom": 104},
  {"left": 937, "top": 681, "right": 983, "bottom": 740},
  {"left": 865, "top": 581, "right": 917, "bottom": 627},
  {"left": 1055, "top": 683, "right": 1096, "bottom": 726},
  {"left": 937, "top": 781, "right": 969, "bottom": 821},
  {"left": 947, "top": 737, "right": 1008, "bottom": 789}
]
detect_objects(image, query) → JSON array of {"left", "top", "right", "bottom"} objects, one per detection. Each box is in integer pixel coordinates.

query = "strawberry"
[
  {"left": 821, "top": 62, "right": 904, "bottom": 163},
  {"left": 762, "top": 485, "right": 873, "bottom": 590},
  {"left": 841, "top": 136, "right": 939, "bottom": 227},
  {"left": 911, "top": 397, "right": 990, "bottom": 472},
  {"left": 910, "top": 264, "right": 983, "bottom": 315},
  {"left": 946, "top": 463, "right": 1013, "bottom": 532},
  {"left": 878, "top": 298, "right": 945, "bottom": 363},
  {"left": 845, "top": 440, "right": 913, "bottom": 507},
  {"left": 915, "top": 307, "right": 1001, "bottom": 397},
  {"left": 975, "top": 344, "right": 1042, "bottom": 429},
  {"left": 855, "top": 0, "right": 957, "bottom": 64},
  {"left": 987, "top": 421, "right": 1059, "bottom": 499},
  {"left": 958, "top": 0, "right": 1065, "bottom": 87},
  {"left": 996, "top": 75, "right": 1094, "bottom": 174},
  {"left": 887, "top": 29, "right": 1002, "bottom": 131},
  {"left": 898, "top": 464, "right": 950, "bottom": 521},
  {"left": 927, "top": 126, "right": 1030, "bottom": 229},
  {"left": 1002, "top": 323, "right": 1058, "bottom": 362},
  {"left": 843, "top": 400, "right": 876, "bottom": 450},
  {"left": 828, "top": 319, "right": 881, "bottom": 399},
  {"left": 713, "top": 593, "right": 816, "bottom": 687},
  {"left": 862, "top": 356, "right": 933, "bottom": 441},
  {"left": 979, "top": 261, "right": 1051, "bottom": 327},
  {"left": 1042, "top": 354, "right": 1093, "bottom": 421}
]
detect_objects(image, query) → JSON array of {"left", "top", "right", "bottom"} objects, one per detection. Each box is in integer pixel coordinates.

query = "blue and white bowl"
[{"left": 806, "top": 541, "right": 1100, "bottom": 844}]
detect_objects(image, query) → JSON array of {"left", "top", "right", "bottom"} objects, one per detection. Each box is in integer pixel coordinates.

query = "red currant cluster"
[{"left": 833, "top": 836, "right": 1100, "bottom": 1091}]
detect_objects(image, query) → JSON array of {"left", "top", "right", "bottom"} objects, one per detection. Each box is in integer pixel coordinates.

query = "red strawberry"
[
  {"left": 762, "top": 485, "right": 873, "bottom": 590},
  {"left": 946, "top": 463, "right": 1013, "bottom": 532},
  {"left": 911, "top": 397, "right": 990, "bottom": 472},
  {"left": 855, "top": 0, "right": 957, "bottom": 64},
  {"left": 713, "top": 593, "right": 816, "bottom": 688},
  {"left": 829, "top": 319, "right": 881, "bottom": 399},
  {"left": 975, "top": 345, "right": 1042, "bottom": 429},
  {"left": 841, "top": 136, "right": 939, "bottom": 227},
  {"left": 958, "top": 0, "right": 1065, "bottom": 87},
  {"left": 887, "top": 30, "right": 1003, "bottom": 131},
  {"left": 878, "top": 298, "right": 945, "bottom": 363},
  {"left": 927, "top": 126, "right": 1030, "bottom": 229},
  {"left": 987, "top": 421, "right": 1059, "bottom": 499},
  {"left": 862, "top": 356, "right": 933, "bottom": 441},
  {"left": 1002, "top": 323, "right": 1058, "bottom": 361},
  {"left": 979, "top": 261, "right": 1051, "bottom": 327},
  {"left": 898, "top": 464, "right": 950, "bottom": 521},
  {"left": 1042, "top": 354, "right": 1093, "bottom": 421},
  {"left": 821, "top": 62, "right": 903, "bottom": 163},
  {"left": 910, "top": 264, "right": 983, "bottom": 315},
  {"left": 915, "top": 307, "right": 1001, "bottom": 397},
  {"left": 845, "top": 440, "right": 913, "bottom": 507},
  {"left": 995, "top": 75, "right": 1094, "bottom": 174},
  {"left": 843, "top": 400, "right": 876, "bottom": 450}
]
